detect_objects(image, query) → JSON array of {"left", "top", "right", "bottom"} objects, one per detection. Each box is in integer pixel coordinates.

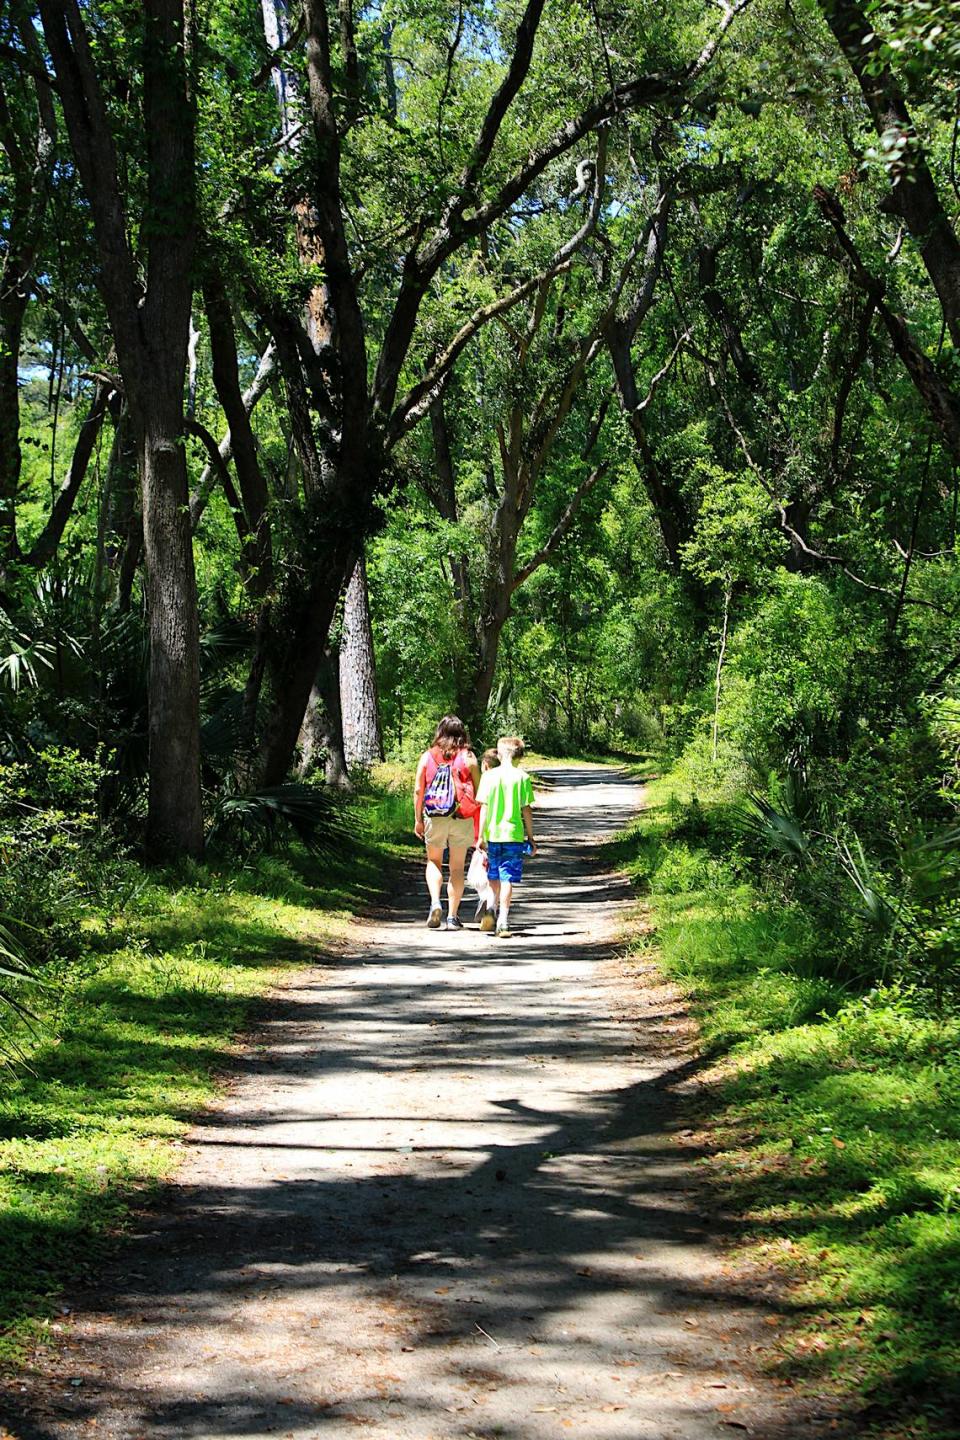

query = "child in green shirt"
[{"left": 476, "top": 736, "right": 537, "bottom": 937}]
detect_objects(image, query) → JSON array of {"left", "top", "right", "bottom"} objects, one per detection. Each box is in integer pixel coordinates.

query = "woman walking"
[{"left": 413, "top": 715, "right": 480, "bottom": 930}]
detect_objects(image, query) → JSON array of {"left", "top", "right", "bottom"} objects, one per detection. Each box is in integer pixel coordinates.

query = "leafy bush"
[{"left": 0, "top": 748, "right": 127, "bottom": 969}]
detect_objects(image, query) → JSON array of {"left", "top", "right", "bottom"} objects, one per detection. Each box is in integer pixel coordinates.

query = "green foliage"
[
  {"left": 208, "top": 782, "right": 351, "bottom": 858},
  {"left": 0, "top": 749, "right": 124, "bottom": 969},
  {"left": 618, "top": 774, "right": 960, "bottom": 1434}
]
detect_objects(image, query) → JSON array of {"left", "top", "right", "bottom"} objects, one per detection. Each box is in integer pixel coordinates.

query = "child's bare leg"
[
  {"left": 498, "top": 878, "right": 514, "bottom": 927},
  {"left": 447, "top": 844, "right": 467, "bottom": 918}
]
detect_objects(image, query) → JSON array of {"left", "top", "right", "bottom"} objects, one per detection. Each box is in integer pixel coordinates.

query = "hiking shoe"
[
  {"left": 445, "top": 914, "right": 464, "bottom": 931},
  {"left": 496, "top": 923, "right": 511, "bottom": 938},
  {"left": 426, "top": 905, "right": 442, "bottom": 929},
  {"left": 479, "top": 909, "right": 496, "bottom": 933}
]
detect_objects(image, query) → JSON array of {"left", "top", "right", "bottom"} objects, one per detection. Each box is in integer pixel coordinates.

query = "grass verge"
[
  {"left": 0, "top": 765, "right": 414, "bottom": 1369},
  {"left": 613, "top": 774, "right": 960, "bottom": 1440}
]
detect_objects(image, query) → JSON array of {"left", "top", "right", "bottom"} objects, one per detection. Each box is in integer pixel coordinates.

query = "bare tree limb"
[{"left": 689, "top": 0, "right": 755, "bottom": 82}]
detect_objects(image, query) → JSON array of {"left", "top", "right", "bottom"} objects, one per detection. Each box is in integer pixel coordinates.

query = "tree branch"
[
  {"left": 436, "top": 0, "right": 547, "bottom": 239},
  {"left": 713, "top": 368, "right": 946, "bottom": 611},
  {"left": 512, "top": 462, "right": 609, "bottom": 590},
  {"left": 814, "top": 185, "right": 960, "bottom": 465},
  {"left": 189, "top": 342, "right": 276, "bottom": 528},
  {"left": 185, "top": 418, "right": 249, "bottom": 546},
  {"left": 25, "top": 382, "right": 111, "bottom": 567},
  {"left": 388, "top": 260, "right": 575, "bottom": 443},
  {"left": 688, "top": 0, "right": 755, "bottom": 82}
]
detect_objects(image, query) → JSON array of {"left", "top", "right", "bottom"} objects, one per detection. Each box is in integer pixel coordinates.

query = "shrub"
[{"left": 0, "top": 749, "right": 125, "bottom": 970}]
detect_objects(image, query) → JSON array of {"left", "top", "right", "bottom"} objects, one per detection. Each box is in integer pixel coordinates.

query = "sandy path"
[{"left": 4, "top": 768, "right": 812, "bottom": 1440}]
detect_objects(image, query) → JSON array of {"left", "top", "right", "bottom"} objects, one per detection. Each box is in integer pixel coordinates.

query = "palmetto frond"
[
  {"left": 208, "top": 783, "right": 349, "bottom": 856},
  {"left": 739, "top": 792, "right": 813, "bottom": 865},
  {"left": 0, "top": 919, "right": 42, "bottom": 1067}
]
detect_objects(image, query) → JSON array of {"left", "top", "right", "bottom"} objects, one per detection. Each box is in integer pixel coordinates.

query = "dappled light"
[{"left": 2, "top": 772, "right": 820, "bottom": 1440}]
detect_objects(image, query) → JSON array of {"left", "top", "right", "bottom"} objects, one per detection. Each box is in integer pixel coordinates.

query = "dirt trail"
[{"left": 5, "top": 768, "right": 814, "bottom": 1440}]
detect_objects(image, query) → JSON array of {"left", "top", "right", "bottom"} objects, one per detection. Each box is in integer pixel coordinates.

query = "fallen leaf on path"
[
  {"left": 683, "top": 1318, "right": 700, "bottom": 1328},
  {"left": 532, "top": 1407, "right": 558, "bottom": 1413},
  {"left": 434, "top": 1287, "right": 451, "bottom": 1294}
]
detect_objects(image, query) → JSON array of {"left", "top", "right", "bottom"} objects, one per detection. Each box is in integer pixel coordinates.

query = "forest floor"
[{"left": 1, "top": 767, "right": 848, "bottom": 1440}]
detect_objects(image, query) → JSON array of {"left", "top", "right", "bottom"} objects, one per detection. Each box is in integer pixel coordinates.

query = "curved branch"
[
  {"left": 389, "top": 260, "right": 575, "bottom": 443},
  {"left": 437, "top": 0, "right": 547, "bottom": 239},
  {"left": 391, "top": 132, "right": 609, "bottom": 445},
  {"left": 189, "top": 342, "right": 276, "bottom": 528},
  {"left": 185, "top": 419, "right": 249, "bottom": 546},
  {"left": 26, "top": 381, "right": 111, "bottom": 567},
  {"left": 512, "top": 462, "right": 609, "bottom": 591}
]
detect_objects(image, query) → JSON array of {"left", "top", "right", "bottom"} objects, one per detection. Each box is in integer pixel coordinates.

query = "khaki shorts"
[{"left": 423, "top": 813, "right": 474, "bottom": 850}]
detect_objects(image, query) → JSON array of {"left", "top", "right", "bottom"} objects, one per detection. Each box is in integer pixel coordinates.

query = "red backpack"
[{"left": 422, "top": 747, "right": 479, "bottom": 819}]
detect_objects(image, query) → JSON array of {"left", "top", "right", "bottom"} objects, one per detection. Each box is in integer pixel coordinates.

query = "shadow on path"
[{"left": 2, "top": 769, "right": 837, "bottom": 1440}]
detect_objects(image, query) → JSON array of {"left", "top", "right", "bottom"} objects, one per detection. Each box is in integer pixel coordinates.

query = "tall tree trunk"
[
  {"left": 257, "top": 539, "right": 355, "bottom": 784},
  {"left": 39, "top": 0, "right": 204, "bottom": 857},
  {"left": 340, "top": 552, "right": 384, "bottom": 766},
  {"left": 468, "top": 602, "right": 511, "bottom": 721},
  {"left": 105, "top": 401, "right": 142, "bottom": 607},
  {"left": 138, "top": 0, "right": 202, "bottom": 856},
  {"left": 139, "top": 393, "right": 204, "bottom": 853},
  {"left": 298, "top": 646, "right": 350, "bottom": 787},
  {"left": 0, "top": 295, "right": 24, "bottom": 563},
  {"left": 463, "top": 482, "right": 520, "bottom": 720}
]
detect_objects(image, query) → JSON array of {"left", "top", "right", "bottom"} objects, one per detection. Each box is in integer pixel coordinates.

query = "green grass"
[
  {"left": 0, "top": 767, "right": 415, "bottom": 1368},
  {"left": 615, "top": 775, "right": 960, "bottom": 1440}
]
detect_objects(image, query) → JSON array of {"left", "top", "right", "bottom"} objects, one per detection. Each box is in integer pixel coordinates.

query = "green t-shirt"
[{"left": 476, "top": 764, "right": 534, "bottom": 843}]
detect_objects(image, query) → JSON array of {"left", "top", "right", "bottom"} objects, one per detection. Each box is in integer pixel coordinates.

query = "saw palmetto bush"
[
  {"left": 0, "top": 918, "right": 42, "bottom": 1067},
  {"left": 739, "top": 783, "right": 960, "bottom": 1005},
  {"left": 207, "top": 782, "right": 350, "bottom": 858}
]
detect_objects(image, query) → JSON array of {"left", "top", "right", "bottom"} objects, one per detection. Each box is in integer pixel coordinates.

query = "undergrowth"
[
  {"left": 0, "top": 764, "right": 413, "bottom": 1367},
  {"left": 614, "top": 775, "right": 960, "bottom": 1440}
]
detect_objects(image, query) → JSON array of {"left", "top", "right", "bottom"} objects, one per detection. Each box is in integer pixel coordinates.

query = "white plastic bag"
[{"left": 467, "top": 846, "right": 489, "bottom": 896}]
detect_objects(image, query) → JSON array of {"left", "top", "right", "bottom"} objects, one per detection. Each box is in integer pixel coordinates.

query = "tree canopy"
[{"left": 0, "top": 0, "right": 957, "bottom": 900}]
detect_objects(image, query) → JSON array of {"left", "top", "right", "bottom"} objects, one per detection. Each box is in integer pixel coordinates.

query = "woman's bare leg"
[
  {"left": 425, "top": 843, "right": 444, "bottom": 910},
  {"left": 447, "top": 844, "right": 468, "bottom": 919}
]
